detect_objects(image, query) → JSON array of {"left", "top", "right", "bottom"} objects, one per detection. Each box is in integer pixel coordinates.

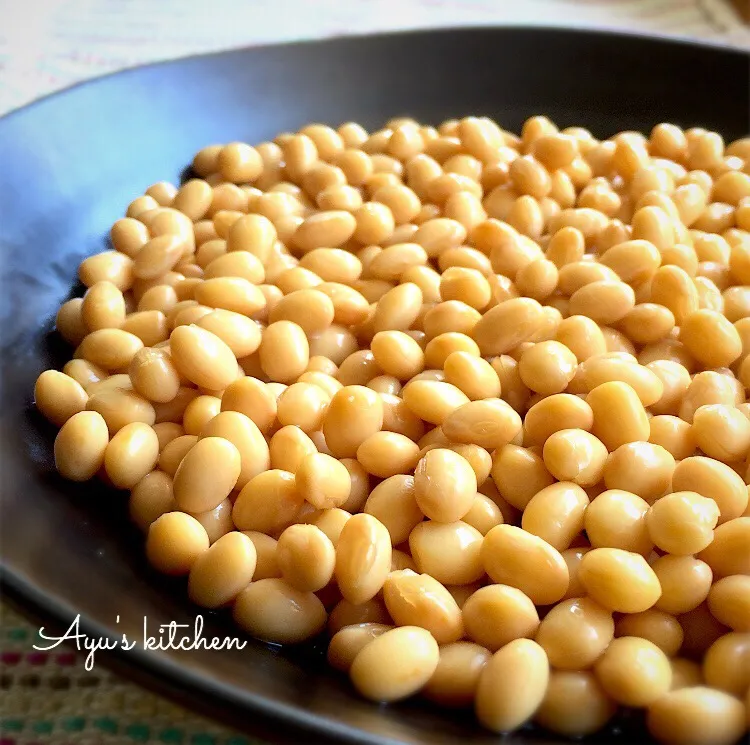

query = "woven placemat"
[
  {"left": 0, "top": 603, "right": 257, "bottom": 745},
  {"left": 1, "top": 2, "right": 748, "bottom": 743}
]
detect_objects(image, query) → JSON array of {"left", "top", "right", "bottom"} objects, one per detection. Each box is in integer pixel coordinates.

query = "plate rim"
[
  {"left": 0, "top": 24, "right": 747, "bottom": 123},
  {"left": 1, "top": 23, "right": 748, "bottom": 744}
]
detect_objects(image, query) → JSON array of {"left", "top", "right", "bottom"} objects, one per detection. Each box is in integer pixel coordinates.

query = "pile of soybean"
[{"left": 36, "top": 116, "right": 750, "bottom": 744}]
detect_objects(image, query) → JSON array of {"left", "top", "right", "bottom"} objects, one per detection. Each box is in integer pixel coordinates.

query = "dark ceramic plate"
[{"left": 1, "top": 26, "right": 748, "bottom": 745}]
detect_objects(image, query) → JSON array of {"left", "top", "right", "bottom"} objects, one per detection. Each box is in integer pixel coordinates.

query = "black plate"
[{"left": 1, "top": 26, "right": 748, "bottom": 745}]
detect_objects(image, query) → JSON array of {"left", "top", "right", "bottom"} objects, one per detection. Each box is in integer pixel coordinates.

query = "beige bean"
[
  {"left": 707, "top": 575, "right": 750, "bottom": 632},
  {"left": 594, "top": 636, "right": 672, "bottom": 707},
  {"left": 276, "top": 524, "right": 335, "bottom": 592},
  {"left": 382, "top": 569, "right": 463, "bottom": 643},
  {"left": 482, "top": 525, "right": 569, "bottom": 605},
  {"left": 327, "top": 623, "right": 392, "bottom": 672},
  {"left": 188, "top": 531, "right": 257, "bottom": 608},
  {"left": 77, "top": 328, "right": 144, "bottom": 370},
  {"left": 349, "top": 626, "right": 439, "bottom": 702},
  {"left": 173, "top": 436, "right": 241, "bottom": 512},
  {"left": 363, "top": 475, "right": 422, "bottom": 545},
  {"left": 356, "top": 431, "right": 420, "bottom": 478},
  {"left": 422, "top": 641, "right": 491, "bottom": 707},
  {"left": 409, "top": 520, "right": 484, "bottom": 585},
  {"left": 542, "top": 429, "right": 607, "bottom": 487},
  {"left": 54, "top": 410, "right": 109, "bottom": 481},
  {"left": 536, "top": 596, "right": 615, "bottom": 669},
  {"left": 475, "top": 639, "right": 550, "bottom": 734},
  {"left": 335, "top": 513, "right": 392, "bottom": 605},
  {"left": 535, "top": 670, "right": 616, "bottom": 737},
  {"left": 672, "top": 456, "right": 748, "bottom": 523},
  {"left": 146, "top": 511, "right": 209, "bottom": 575},
  {"left": 588, "top": 381, "right": 650, "bottom": 451},
  {"left": 413, "top": 448, "right": 477, "bottom": 523},
  {"left": 34, "top": 370, "right": 88, "bottom": 427},
  {"left": 296, "top": 453, "right": 351, "bottom": 509},
  {"left": 578, "top": 548, "right": 662, "bottom": 613},
  {"left": 233, "top": 578, "right": 327, "bottom": 644},
  {"left": 584, "top": 489, "right": 653, "bottom": 555},
  {"left": 442, "top": 398, "right": 522, "bottom": 449},
  {"left": 62, "top": 359, "right": 107, "bottom": 390},
  {"left": 221, "top": 376, "right": 276, "bottom": 433},
  {"left": 259, "top": 321, "right": 309, "bottom": 383},
  {"left": 86, "top": 388, "right": 155, "bottom": 433},
  {"left": 103, "top": 422, "right": 159, "bottom": 489},
  {"left": 462, "top": 584, "right": 539, "bottom": 651},
  {"left": 232, "top": 469, "right": 302, "bottom": 534},
  {"left": 647, "top": 687, "right": 746, "bottom": 745},
  {"left": 472, "top": 298, "right": 545, "bottom": 355},
  {"left": 322, "top": 385, "right": 383, "bottom": 458},
  {"left": 522, "top": 481, "right": 589, "bottom": 550},
  {"left": 491, "top": 444, "right": 555, "bottom": 510},
  {"left": 327, "top": 596, "right": 390, "bottom": 634},
  {"left": 129, "top": 470, "right": 175, "bottom": 531},
  {"left": 79, "top": 251, "right": 134, "bottom": 291},
  {"left": 169, "top": 325, "right": 237, "bottom": 391},
  {"left": 200, "top": 410, "right": 270, "bottom": 489},
  {"left": 699, "top": 517, "right": 750, "bottom": 579}
]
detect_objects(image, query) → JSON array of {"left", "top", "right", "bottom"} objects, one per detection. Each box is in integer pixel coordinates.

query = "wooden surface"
[{"left": 731, "top": 0, "right": 750, "bottom": 20}]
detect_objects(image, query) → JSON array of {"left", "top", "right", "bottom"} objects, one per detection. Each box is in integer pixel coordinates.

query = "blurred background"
[{"left": 0, "top": 0, "right": 748, "bottom": 116}]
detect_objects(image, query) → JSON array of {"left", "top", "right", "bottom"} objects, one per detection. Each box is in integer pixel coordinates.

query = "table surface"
[{"left": 1, "top": 2, "right": 748, "bottom": 744}]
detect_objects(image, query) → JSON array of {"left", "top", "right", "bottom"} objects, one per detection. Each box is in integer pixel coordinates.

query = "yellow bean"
[
  {"left": 535, "top": 596, "right": 615, "bottom": 669},
  {"left": 409, "top": 520, "right": 484, "bottom": 585},
  {"left": 578, "top": 547, "right": 662, "bottom": 613},
  {"left": 588, "top": 381, "right": 650, "bottom": 451},
  {"left": 129, "top": 470, "right": 175, "bottom": 531},
  {"left": 188, "top": 531, "right": 257, "bottom": 608},
  {"left": 585, "top": 489, "right": 653, "bottom": 555},
  {"left": 482, "top": 524, "right": 569, "bottom": 605},
  {"left": 647, "top": 687, "right": 746, "bottom": 745},
  {"left": 146, "top": 511, "right": 209, "bottom": 575},
  {"left": 672, "top": 456, "right": 748, "bottom": 523},
  {"left": 472, "top": 298, "right": 545, "bottom": 355},
  {"left": 200, "top": 410, "right": 270, "bottom": 489},
  {"left": 322, "top": 385, "right": 384, "bottom": 458},
  {"left": 535, "top": 670, "right": 617, "bottom": 738},
  {"left": 233, "top": 578, "right": 327, "bottom": 644},
  {"left": 475, "top": 639, "right": 550, "bottom": 733},
  {"left": 521, "top": 481, "right": 589, "bottom": 550},
  {"left": 334, "top": 513, "right": 392, "bottom": 605},
  {"left": 594, "top": 636, "right": 672, "bottom": 707},
  {"left": 173, "top": 436, "right": 241, "bottom": 512},
  {"left": 54, "top": 410, "right": 109, "bottom": 481},
  {"left": 232, "top": 470, "right": 302, "bottom": 534},
  {"left": 382, "top": 569, "right": 463, "bottom": 643},
  {"left": 414, "top": 448, "right": 477, "bottom": 523},
  {"left": 542, "top": 429, "right": 608, "bottom": 487},
  {"left": 698, "top": 517, "right": 750, "bottom": 578},
  {"left": 462, "top": 584, "right": 539, "bottom": 652},
  {"left": 34, "top": 370, "right": 88, "bottom": 427},
  {"left": 327, "top": 623, "right": 392, "bottom": 672},
  {"left": 422, "top": 641, "right": 491, "bottom": 707},
  {"left": 349, "top": 626, "right": 439, "bottom": 702},
  {"left": 103, "top": 422, "right": 159, "bottom": 489}
]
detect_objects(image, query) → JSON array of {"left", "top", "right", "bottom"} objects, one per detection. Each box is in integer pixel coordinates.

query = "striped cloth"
[{"left": 0, "top": 0, "right": 748, "bottom": 116}]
